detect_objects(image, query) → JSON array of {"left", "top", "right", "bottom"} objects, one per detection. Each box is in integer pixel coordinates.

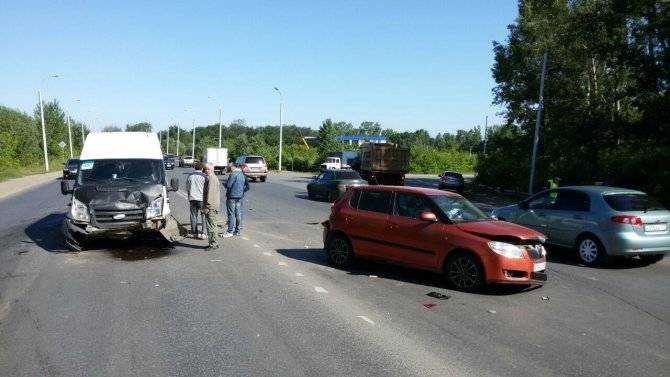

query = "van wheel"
[
  {"left": 640, "top": 254, "right": 665, "bottom": 264},
  {"left": 260, "top": 176, "right": 266, "bottom": 182},
  {"left": 576, "top": 235, "right": 606, "bottom": 267},
  {"left": 444, "top": 252, "right": 484, "bottom": 292},
  {"left": 326, "top": 234, "right": 354, "bottom": 267}
]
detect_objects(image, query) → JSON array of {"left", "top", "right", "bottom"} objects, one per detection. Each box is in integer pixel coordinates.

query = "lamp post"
[
  {"left": 274, "top": 87, "right": 283, "bottom": 172},
  {"left": 191, "top": 119, "right": 196, "bottom": 159},
  {"left": 38, "top": 74, "right": 60, "bottom": 171},
  {"left": 207, "top": 96, "right": 223, "bottom": 148}
]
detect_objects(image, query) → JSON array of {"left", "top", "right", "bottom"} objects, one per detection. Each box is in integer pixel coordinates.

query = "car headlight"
[
  {"left": 488, "top": 241, "right": 524, "bottom": 258},
  {"left": 71, "top": 197, "right": 90, "bottom": 222},
  {"left": 146, "top": 196, "right": 163, "bottom": 219}
]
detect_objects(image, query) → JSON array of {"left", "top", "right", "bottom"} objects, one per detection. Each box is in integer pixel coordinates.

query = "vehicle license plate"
[
  {"left": 534, "top": 262, "right": 546, "bottom": 272},
  {"left": 644, "top": 223, "right": 667, "bottom": 232}
]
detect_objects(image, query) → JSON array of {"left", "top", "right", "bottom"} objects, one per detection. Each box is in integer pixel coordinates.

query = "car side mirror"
[
  {"left": 312, "top": 175, "right": 318, "bottom": 179},
  {"left": 60, "top": 180, "right": 72, "bottom": 195},
  {"left": 419, "top": 212, "right": 438, "bottom": 222},
  {"left": 170, "top": 178, "right": 179, "bottom": 192}
]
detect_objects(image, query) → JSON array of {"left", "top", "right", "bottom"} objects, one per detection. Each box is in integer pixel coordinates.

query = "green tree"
[
  {"left": 126, "top": 122, "right": 153, "bottom": 132},
  {"left": 317, "top": 118, "right": 340, "bottom": 161}
]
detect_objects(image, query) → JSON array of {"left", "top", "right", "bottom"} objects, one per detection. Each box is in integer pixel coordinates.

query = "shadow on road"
[{"left": 276, "top": 247, "right": 543, "bottom": 296}]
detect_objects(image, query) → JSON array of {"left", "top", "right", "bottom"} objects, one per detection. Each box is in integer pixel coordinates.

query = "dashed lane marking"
[
  {"left": 314, "top": 287, "right": 328, "bottom": 293},
  {"left": 358, "top": 316, "right": 375, "bottom": 326}
]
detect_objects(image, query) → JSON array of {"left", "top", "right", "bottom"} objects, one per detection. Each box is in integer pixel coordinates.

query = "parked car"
[
  {"left": 438, "top": 171, "right": 464, "bottom": 194},
  {"left": 163, "top": 155, "right": 175, "bottom": 170},
  {"left": 234, "top": 155, "right": 268, "bottom": 182},
  {"left": 491, "top": 186, "right": 670, "bottom": 266},
  {"left": 62, "top": 158, "right": 80, "bottom": 179},
  {"left": 322, "top": 186, "right": 548, "bottom": 292},
  {"left": 307, "top": 169, "right": 367, "bottom": 202},
  {"left": 179, "top": 155, "right": 194, "bottom": 168}
]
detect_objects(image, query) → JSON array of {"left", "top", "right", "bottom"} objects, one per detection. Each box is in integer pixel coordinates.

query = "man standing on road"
[
  {"left": 186, "top": 162, "right": 208, "bottom": 240},
  {"left": 202, "top": 163, "right": 221, "bottom": 251},
  {"left": 222, "top": 163, "right": 249, "bottom": 237}
]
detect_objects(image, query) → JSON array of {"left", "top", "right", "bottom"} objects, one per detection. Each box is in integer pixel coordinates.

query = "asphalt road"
[{"left": 0, "top": 169, "right": 668, "bottom": 376}]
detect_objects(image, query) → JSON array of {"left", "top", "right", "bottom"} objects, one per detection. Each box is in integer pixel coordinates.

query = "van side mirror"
[
  {"left": 60, "top": 180, "right": 72, "bottom": 195},
  {"left": 170, "top": 178, "right": 179, "bottom": 192}
]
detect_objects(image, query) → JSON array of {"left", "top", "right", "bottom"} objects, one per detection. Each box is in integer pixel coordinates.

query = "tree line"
[{"left": 480, "top": 0, "right": 669, "bottom": 206}]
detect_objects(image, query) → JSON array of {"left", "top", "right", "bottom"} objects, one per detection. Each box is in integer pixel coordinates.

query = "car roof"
[
  {"left": 352, "top": 185, "right": 460, "bottom": 196},
  {"left": 558, "top": 186, "right": 646, "bottom": 195}
]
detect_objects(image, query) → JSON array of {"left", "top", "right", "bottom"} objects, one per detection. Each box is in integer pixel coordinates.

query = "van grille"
[{"left": 92, "top": 209, "right": 144, "bottom": 228}]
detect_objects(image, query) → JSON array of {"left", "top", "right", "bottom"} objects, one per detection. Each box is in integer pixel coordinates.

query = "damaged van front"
[{"left": 60, "top": 132, "right": 181, "bottom": 251}]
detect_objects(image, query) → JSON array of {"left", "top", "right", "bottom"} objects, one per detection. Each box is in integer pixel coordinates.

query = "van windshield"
[{"left": 77, "top": 159, "right": 164, "bottom": 186}]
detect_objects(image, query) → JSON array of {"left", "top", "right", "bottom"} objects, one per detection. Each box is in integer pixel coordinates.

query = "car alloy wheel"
[
  {"left": 326, "top": 234, "right": 353, "bottom": 267},
  {"left": 445, "top": 252, "right": 484, "bottom": 292},
  {"left": 577, "top": 236, "right": 605, "bottom": 267}
]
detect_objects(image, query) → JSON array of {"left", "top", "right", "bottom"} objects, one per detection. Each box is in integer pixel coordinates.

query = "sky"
[{"left": 1, "top": 0, "right": 519, "bottom": 137}]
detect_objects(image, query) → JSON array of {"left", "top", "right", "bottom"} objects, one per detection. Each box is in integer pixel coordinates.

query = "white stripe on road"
[
  {"left": 314, "top": 287, "right": 328, "bottom": 293},
  {"left": 357, "top": 316, "right": 375, "bottom": 326}
]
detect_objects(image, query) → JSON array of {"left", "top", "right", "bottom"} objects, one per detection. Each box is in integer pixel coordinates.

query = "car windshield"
[
  {"left": 67, "top": 159, "right": 80, "bottom": 166},
  {"left": 78, "top": 159, "right": 163, "bottom": 186},
  {"left": 334, "top": 171, "right": 362, "bottom": 180},
  {"left": 429, "top": 194, "right": 490, "bottom": 223},
  {"left": 603, "top": 193, "right": 667, "bottom": 212}
]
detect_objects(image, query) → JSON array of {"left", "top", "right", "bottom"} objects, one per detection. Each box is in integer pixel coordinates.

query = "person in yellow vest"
[{"left": 547, "top": 176, "right": 561, "bottom": 199}]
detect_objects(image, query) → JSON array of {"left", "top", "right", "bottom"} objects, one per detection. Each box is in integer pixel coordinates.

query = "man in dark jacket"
[{"left": 222, "top": 163, "right": 249, "bottom": 237}]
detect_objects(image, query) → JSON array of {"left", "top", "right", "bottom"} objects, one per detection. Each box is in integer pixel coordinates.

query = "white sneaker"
[
  {"left": 222, "top": 232, "right": 234, "bottom": 238},
  {"left": 199, "top": 233, "right": 207, "bottom": 239}
]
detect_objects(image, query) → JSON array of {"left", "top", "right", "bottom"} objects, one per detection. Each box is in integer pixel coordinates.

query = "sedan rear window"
[
  {"left": 334, "top": 171, "right": 362, "bottom": 179},
  {"left": 603, "top": 193, "right": 666, "bottom": 211}
]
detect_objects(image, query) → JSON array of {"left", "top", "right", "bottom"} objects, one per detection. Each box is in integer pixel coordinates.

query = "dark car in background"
[
  {"left": 307, "top": 169, "right": 367, "bottom": 202},
  {"left": 322, "top": 186, "right": 547, "bottom": 292},
  {"left": 491, "top": 186, "right": 670, "bottom": 266},
  {"left": 438, "top": 171, "right": 465, "bottom": 194},
  {"left": 163, "top": 156, "right": 175, "bottom": 170},
  {"left": 62, "top": 158, "right": 80, "bottom": 179}
]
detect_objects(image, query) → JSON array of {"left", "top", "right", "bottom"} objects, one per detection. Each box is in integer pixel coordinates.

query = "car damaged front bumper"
[{"left": 61, "top": 214, "right": 183, "bottom": 251}]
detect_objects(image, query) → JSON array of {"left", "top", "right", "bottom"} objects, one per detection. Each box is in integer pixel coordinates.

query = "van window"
[
  {"left": 78, "top": 159, "right": 163, "bottom": 186},
  {"left": 357, "top": 190, "right": 391, "bottom": 214}
]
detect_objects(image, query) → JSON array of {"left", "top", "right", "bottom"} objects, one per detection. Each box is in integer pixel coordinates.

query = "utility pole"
[{"left": 528, "top": 46, "right": 548, "bottom": 194}]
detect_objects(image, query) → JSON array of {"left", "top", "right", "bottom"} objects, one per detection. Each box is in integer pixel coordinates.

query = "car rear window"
[
  {"left": 334, "top": 171, "right": 362, "bottom": 180},
  {"left": 603, "top": 193, "right": 666, "bottom": 211},
  {"left": 442, "top": 172, "right": 463, "bottom": 179},
  {"left": 246, "top": 157, "right": 264, "bottom": 164}
]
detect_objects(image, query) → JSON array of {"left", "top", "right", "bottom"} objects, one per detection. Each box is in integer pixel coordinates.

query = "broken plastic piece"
[
  {"left": 427, "top": 292, "right": 451, "bottom": 300},
  {"left": 423, "top": 303, "right": 436, "bottom": 309}
]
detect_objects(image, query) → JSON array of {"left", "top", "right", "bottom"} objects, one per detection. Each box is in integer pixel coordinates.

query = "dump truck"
[{"left": 358, "top": 143, "right": 410, "bottom": 185}]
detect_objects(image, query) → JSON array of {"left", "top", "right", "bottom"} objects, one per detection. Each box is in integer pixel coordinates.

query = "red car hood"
[{"left": 456, "top": 221, "right": 546, "bottom": 242}]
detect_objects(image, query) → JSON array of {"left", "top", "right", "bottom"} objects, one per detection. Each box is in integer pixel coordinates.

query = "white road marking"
[
  {"left": 314, "top": 287, "right": 328, "bottom": 293},
  {"left": 278, "top": 261, "right": 288, "bottom": 266},
  {"left": 295, "top": 272, "right": 304, "bottom": 277},
  {"left": 253, "top": 244, "right": 260, "bottom": 248},
  {"left": 263, "top": 252, "right": 273, "bottom": 256},
  {"left": 209, "top": 259, "right": 222, "bottom": 262},
  {"left": 358, "top": 316, "right": 375, "bottom": 325}
]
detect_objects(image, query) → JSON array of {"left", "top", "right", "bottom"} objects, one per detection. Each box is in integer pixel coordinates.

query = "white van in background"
[{"left": 60, "top": 132, "right": 181, "bottom": 251}]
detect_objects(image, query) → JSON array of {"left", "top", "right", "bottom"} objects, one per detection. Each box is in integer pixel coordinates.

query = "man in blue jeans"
[{"left": 223, "top": 163, "right": 249, "bottom": 237}]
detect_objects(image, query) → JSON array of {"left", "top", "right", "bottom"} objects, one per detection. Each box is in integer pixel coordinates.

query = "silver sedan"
[{"left": 491, "top": 186, "right": 670, "bottom": 266}]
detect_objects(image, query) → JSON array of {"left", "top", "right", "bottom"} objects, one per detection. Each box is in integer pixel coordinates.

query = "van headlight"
[
  {"left": 146, "top": 196, "right": 163, "bottom": 219},
  {"left": 71, "top": 197, "right": 90, "bottom": 222},
  {"left": 488, "top": 241, "right": 524, "bottom": 258}
]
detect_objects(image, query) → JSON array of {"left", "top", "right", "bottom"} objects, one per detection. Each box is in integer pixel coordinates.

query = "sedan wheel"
[
  {"left": 326, "top": 234, "right": 354, "bottom": 267},
  {"left": 307, "top": 188, "right": 315, "bottom": 200},
  {"left": 445, "top": 252, "right": 484, "bottom": 292},
  {"left": 577, "top": 236, "right": 605, "bottom": 267}
]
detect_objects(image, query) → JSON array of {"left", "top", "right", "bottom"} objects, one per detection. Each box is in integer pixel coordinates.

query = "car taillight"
[{"left": 611, "top": 215, "right": 643, "bottom": 226}]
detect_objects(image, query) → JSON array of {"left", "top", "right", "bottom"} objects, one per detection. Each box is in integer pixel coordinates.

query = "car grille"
[
  {"left": 92, "top": 209, "right": 144, "bottom": 229},
  {"left": 521, "top": 244, "right": 545, "bottom": 260}
]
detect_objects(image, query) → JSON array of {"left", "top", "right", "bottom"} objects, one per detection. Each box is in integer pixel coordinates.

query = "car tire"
[
  {"left": 576, "top": 235, "right": 606, "bottom": 267},
  {"left": 326, "top": 234, "right": 354, "bottom": 267},
  {"left": 260, "top": 176, "right": 266, "bottom": 182},
  {"left": 327, "top": 190, "right": 337, "bottom": 202},
  {"left": 307, "top": 189, "right": 315, "bottom": 200},
  {"left": 444, "top": 252, "right": 485, "bottom": 292},
  {"left": 639, "top": 254, "right": 665, "bottom": 264}
]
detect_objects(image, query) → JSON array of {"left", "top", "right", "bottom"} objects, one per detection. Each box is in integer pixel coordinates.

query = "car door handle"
[{"left": 388, "top": 223, "right": 399, "bottom": 230}]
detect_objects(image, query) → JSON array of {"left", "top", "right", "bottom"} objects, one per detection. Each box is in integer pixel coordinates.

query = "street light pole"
[
  {"left": 38, "top": 74, "right": 59, "bottom": 171},
  {"left": 67, "top": 111, "right": 73, "bottom": 157},
  {"left": 208, "top": 96, "right": 223, "bottom": 148},
  {"left": 274, "top": 87, "right": 283, "bottom": 172},
  {"left": 191, "top": 119, "right": 196, "bottom": 159}
]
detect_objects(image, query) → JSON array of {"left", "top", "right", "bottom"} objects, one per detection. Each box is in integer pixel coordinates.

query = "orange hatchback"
[{"left": 322, "top": 186, "right": 548, "bottom": 292}]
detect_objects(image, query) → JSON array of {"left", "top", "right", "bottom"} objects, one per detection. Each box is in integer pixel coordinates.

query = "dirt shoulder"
[{"left": 0, "top": 171, "right": 62, "bottom": 200}]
